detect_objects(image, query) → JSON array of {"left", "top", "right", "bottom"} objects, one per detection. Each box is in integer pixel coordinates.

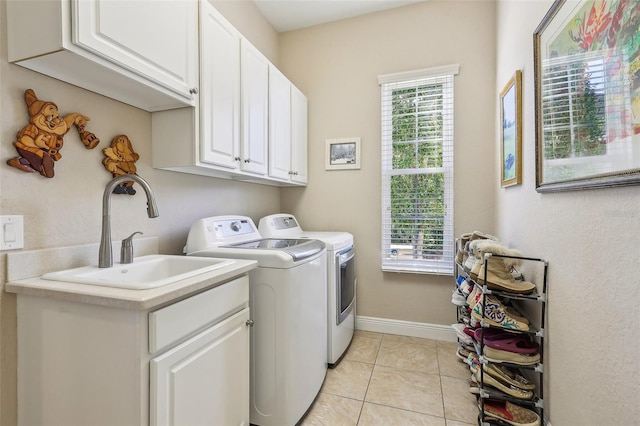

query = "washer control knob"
[
  {"left": 284, "top": 218, "right": 291, "bottom": 226},
  {"left": 230, "top": 221, "right": 241, "bottom": 232}
]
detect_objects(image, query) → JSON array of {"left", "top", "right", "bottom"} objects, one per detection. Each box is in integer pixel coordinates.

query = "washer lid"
[
  {"left": 224, "top": 238, "right": 325, "bottom": 261},
  {"left": 300, "top": 232, "right": 353, "bottom": 251}
]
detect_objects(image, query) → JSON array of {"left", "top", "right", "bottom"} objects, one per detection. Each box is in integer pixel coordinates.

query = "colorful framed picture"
[
  {"left": 325, "top": 137, "right": 361, "bottom": 170},
  {"left": 501, "top": 70, "right": 523, "bottom": 187},
  {"left": 534, "top": 0, "right": 640, "bottom": 192}
]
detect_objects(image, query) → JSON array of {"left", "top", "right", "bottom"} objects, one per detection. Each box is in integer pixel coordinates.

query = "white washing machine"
[
  {"left": 259, "top": 214, "right": 355, "bottom": 366},
  {"left": 184, "top": 216, "right": 327, "bottom": 426}
]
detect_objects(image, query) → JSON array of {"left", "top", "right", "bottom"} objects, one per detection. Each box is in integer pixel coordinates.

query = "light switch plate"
[{"left": 1, "top": 215, "right": 24, "bottom": 250}]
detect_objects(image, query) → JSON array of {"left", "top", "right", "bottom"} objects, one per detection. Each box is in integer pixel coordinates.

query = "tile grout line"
[{"left": 355, "top": 335, "right": 382, "bottom": 425}]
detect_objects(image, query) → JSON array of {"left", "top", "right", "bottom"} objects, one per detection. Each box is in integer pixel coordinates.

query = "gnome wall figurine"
[
  {"left": 7, "top": 89, "right": 100, "bottom": 178},
  {"left": 102, "top": 134, "right": 140, "bottom": 195}
]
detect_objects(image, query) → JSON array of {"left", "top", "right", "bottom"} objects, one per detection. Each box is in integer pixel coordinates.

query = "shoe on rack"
[
  {"left": 465, "top": 238, "right": 496, "bottom": 278},
  {"left": 469, "top": 379, "right": 480, "bottom": 395},
  {"left": 473, "top": 327, "right": 516, "bottom": 343},
  {"left": 451, "top": 323, "right": 474, "bottom": 345},
  {"left": 466, "top": 285, "right": 483, "bottom": 308},
  {"left": 484, "top": 364, "right": 536, "bottom": 390},
  {"left": 474, "top": 328, "right": 538, "bottom": 354},
  {"left": 451, "top": 289, "right": 467, "bottom": 306},
  {"left": 481, "top": 400, "right": 541, "bottom": 426},
  {"left": 469, "top": 240, "right": 536, "bottom": 294},
  {"left": 467, "top": 351, "right": 480, "bottom": 373},
  {"left": 471, "top": 295, "right": 530, "bottom": 331},
  {"left": 483, "top": 346, "right": 541, "bottom": 366},
  {"left": 484, "top": 335, "right": 539, "bottom": 355},
  {"left": 456, "top": 346, "right": 470, "bottom": 360},
  {"left": 463, "top": 231, "right": 499, "bottom": 273},
  {"left": 502, "top": 303, "right": 530, "bottom": 325},
  {"left": 456, "top": 233, "right": 472, "bottom": 265},
  {"left": 475, "top": 369, "right": 534, "bottom": 400},
  {"left": 473, "top": 241, "right": 536, "bottom": 294}
]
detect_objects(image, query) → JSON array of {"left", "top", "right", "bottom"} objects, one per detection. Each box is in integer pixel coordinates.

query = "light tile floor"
[{"left": 301, "top": 331, "right": 478, "bottom": 426}]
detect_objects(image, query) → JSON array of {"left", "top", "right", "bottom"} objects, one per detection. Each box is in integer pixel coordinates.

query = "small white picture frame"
[{"left": 325, "top": 137, "right": 361, "bottom": 170}]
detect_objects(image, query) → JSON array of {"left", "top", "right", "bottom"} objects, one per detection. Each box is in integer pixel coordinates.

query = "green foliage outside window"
[{"left": 390, "top": 84, "right": 445, "bottom": 258}]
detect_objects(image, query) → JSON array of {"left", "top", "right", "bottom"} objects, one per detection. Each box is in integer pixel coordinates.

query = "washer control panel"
[
  {"left": 185, "top": 216, "right": 263, "bottom": 253},
  {"left": 272, "top": 216, "right": 299, "bottom": 230},
  {"left": 212, "top": 218, "right": 256, "bottom": 238}
]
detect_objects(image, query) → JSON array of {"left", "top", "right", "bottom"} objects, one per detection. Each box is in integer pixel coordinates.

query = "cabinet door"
[
  {"left": 268, "top": 65, "right": 293, "bottom": 181},
  {"left": 240, "top": 39, "right": 269, "bottom": 175},
  {"left": 291, "top": 86, "right": 309, "bottom": 184},
  {"left": 199, "top": 2, "right": 241, "bottom": 169},
  {"left": 151, "top": 308, "right": 250, "bottom": 426},
  {"left": 72, "top": 0, "right": 197, "bottom": 102}
]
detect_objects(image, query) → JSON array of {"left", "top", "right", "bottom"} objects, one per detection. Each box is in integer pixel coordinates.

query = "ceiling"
[{"left": 252, "top": 0, "right": 427, "bottom": 32}]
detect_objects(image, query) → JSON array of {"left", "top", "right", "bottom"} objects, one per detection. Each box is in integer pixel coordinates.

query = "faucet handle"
[{"left": 121, "top": 231, "right": 143, "bottom": 264}]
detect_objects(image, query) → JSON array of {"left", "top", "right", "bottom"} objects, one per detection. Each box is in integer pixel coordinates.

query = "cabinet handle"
[
  {"left": 244, "top": 159, "right": 250, "bottom": 163},
  {"left": 234, "top": 157, "right": 241, "bottom": 161},
  {"left": 189, "top": 88, "right": 199, "bottom": 95},
  {"left": 246, "top": 319, "right": 255, "bottom": 327}
]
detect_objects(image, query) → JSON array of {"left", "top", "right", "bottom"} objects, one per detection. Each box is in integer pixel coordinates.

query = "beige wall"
[
  {"left": 0, "top": 2, "right": 279, "bottom": 423},
  {"left": 494, "top": 1, "right": 640, "bottom": 424},
  {"left": 279, "top": 1, "right": 498, "bottom": 324}
]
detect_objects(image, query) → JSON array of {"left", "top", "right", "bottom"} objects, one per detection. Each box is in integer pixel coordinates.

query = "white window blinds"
[{"left": 379, "top": 65, "right": 458, "bottom": 275}]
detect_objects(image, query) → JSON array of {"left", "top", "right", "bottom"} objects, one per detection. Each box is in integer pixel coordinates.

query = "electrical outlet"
[{"left": 1, "top": 215, "right": 24, "bottom": 250}]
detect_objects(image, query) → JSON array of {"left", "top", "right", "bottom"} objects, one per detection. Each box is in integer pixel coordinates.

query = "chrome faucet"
[{"left": 99, "top": 174, "right": 159, "bottom": 268}]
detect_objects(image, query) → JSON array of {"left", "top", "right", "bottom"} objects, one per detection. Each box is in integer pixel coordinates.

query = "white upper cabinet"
[
  {"left": 152, "top": 1, "right": 307, "bottom": 186},
  {"left": 291, "top": 86, "right": 309, "bottom": 184},
  {"left": 6, "top": 0, "right": 198, "bottom": 112},
  {"left": 268, "top": 65, "right": 293, "bottom": 181},
  {"left": 199, "top": 2, "right": 241, "bottom": 169},
  {"left": 269, "top": 66, "right": 309, "bottom": 185},
  {"left": 240, "top": 40, "right": 270, "bottom": 176}
]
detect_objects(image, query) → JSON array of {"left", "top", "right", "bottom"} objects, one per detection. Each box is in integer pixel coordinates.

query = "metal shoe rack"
[{"left": 454, "top": 241, "right": 548, "bottom": 426}]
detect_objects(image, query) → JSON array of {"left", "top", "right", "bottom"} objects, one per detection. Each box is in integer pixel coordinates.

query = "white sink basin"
[{"left": 41, "top": 255, "right": 235, "bottom": 290}]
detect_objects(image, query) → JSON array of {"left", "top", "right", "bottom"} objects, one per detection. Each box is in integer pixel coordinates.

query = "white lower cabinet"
[
  {"left": 15, "top": 276, "right": 250, "bottom": 426},
  {"left": 151, "top": 308, "right": 250, "bottom": 426}
]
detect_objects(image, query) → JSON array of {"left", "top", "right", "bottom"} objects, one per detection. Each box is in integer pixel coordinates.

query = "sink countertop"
[{"left": 4, "top": 238, "right": 258, "bottom": 310}]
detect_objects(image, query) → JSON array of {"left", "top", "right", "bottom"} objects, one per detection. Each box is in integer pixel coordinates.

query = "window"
[{"left": 379, "top": 65, "right": 458, "bottom": 275}]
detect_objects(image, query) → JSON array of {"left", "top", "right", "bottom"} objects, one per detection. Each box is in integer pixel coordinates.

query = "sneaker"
[
  {"left": 471, "top": 295, "right": 530, "bottom": 331},
  {"left": 483, "top": 346, "right": 541, "bottom": 366},
  {"left": 467, "top": 352, "right": 480, "bottom": 373},
  {"left": 466, "top": 285, "right": 483, "bottom": 308},
  {"left": 451, "top": 323, "right": 473, "bottom": 345},
  {"left": 484, "top": 364, "right": 536, "bottom": 390},
  {"left": 451, "top": 289, "right": 467, "bottom": 306},
  {"left": 456, "top": 346, "right": 470, "bottom": 360},
  {"left": 481, "top": 400, "right": 540, "bottom": 426},
  {"left": 456, "top": 275, "right": 473, "bottom": 296},
  {"left": 475, "top": 369, "right": 534, "bottom": 400}
]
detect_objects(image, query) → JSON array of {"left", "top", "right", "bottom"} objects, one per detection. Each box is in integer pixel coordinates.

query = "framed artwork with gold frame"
[
  {"left": 534, "top": 0, "right": 640, "bottom": 192},
  {"left": 501, "top": 70, "right": 523, "bottom": 187}
]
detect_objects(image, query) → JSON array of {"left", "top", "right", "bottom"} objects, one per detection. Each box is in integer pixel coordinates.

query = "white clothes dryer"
[
  {"left": 259, "top": 214, "right": 355, "bottom": 366},
  {"left": 184, "top": 216, "right": 327, "bottom": 426}
]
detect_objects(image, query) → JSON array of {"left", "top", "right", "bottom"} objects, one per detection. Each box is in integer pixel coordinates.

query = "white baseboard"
[{"left": 356, "top": 315, "right": 457, "bottom": 342}]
